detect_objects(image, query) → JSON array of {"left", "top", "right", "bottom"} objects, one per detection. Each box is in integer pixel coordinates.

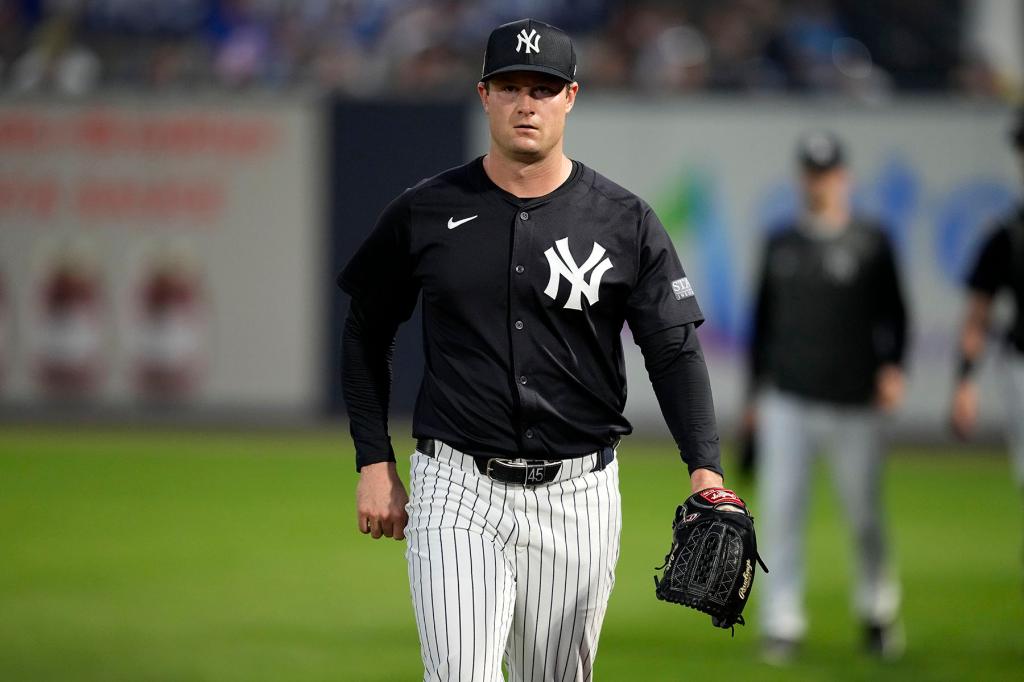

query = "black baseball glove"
[{"left": 654, "top": 488, "right": 767, "bottom": 631}]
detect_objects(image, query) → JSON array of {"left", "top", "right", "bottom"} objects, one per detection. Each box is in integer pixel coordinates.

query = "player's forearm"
[
  {"left": 956, "top": 293, "right": 993, "bottom": 380},
  {"left": 746, "top": 279, "right": 771, "bottom": 398},
  {"left": 874, "top": 316, "right": 908, "bottom": 368},
  {"left": 341, "top": 300, "right": 399, "bottom": 471},
  {"left": 747, "top": 347, "right": 768, "bottom": 399},
  {"left": 747, "top": 319, "right": 767, "bottom": 396},
  {"left": 881, "top": 281, "right": 909, "bottom": 366},
  {"left": 873, "top": 242, "right": 910, "bottom": 367},
  {"left": 639, "top": 324, "right": 724, "bottom": 476},
  {"left": 960, "top": 294, "right": 992, "bottom": 357}
]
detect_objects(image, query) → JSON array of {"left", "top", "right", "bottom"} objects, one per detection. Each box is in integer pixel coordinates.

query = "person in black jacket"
[
  {"left": 745, "top": 131, "right": 909, "bottom": 663},
  {"left": 950, "top": 111, "right": 1024, "bottom": 501}
]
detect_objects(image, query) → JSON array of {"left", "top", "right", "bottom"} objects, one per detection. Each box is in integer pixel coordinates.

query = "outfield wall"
[{"left": 0, "top": 98, "right": 324, "bottom": 414}]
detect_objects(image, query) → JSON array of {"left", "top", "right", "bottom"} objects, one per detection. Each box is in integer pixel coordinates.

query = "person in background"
[
  {"left": 949, "top": 109, "right": 1024, "bottom": 525},
  {"left": 745, "top": 131, "right": 909, "bottom": 663}
]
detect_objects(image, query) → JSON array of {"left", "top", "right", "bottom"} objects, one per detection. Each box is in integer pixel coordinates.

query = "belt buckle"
[
  {"left": 486, "top": 458, "right": 548, "bottom": 485},
  {"left": 523, "top": 461, "right": 548, "bottom": 485},
  {"left": 484, "top": 457, "right": 513, "bottom": 481}
]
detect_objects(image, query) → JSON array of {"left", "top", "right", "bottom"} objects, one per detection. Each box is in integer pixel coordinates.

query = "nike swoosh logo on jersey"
[{"left": 448, "top": 215, "right": 478, "bottom": 229}]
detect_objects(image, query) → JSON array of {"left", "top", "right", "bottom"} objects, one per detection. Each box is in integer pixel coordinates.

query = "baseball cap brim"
[
  {"left": 800, "top": 158, "right": 844, "bottom": 173},
  {"left": 480, "top": 64, "right": 574, "bottom": 83}
]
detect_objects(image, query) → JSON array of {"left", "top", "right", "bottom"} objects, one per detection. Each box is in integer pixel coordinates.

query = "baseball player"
[
  {"left": 745, "top": 132, "right": 908, "bottom": 663},
  {"left": 950, "top": 110, "right": 1024, "bottom": 489},
  {"left": 339, "top": 18, "right": 725, "bottom": 682}
]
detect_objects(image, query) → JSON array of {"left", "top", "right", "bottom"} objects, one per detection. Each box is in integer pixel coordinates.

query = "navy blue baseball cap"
[
  {"left": 797, "top": 131, "right": 845, "bottom": 172},
  {"left": 481, "top": 18, "right": 577, "bottom": 83}
]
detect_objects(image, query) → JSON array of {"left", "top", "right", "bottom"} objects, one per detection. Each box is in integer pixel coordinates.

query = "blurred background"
[{"left": 0, "top": 1, "right": 1022, "bottom": 681}]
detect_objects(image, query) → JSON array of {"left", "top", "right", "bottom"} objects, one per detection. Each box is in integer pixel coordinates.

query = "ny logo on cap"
[
  {"left": 516, "top": 28, "right": 540, "bottom": 54},
  {"left": 544, "top": 238, "right": 613, "bottom": 310}
]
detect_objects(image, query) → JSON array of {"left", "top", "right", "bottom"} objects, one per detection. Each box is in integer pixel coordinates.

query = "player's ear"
[
  {"left": 564, "top": 82, "right": 579, "bottom": 114},
  {"left": 477, "top": 81, "right": 489, "bottom": 113}
]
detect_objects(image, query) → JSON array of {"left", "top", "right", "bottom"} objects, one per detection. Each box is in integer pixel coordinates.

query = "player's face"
[
  {"left": 800, "top": 166, "right": 849, "bottom": 212},
  {"left": 477, "top": 72, "right": 578, "bottom": 161}
]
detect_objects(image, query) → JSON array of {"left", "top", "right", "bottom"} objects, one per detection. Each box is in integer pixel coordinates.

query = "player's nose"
[{"left": 514, "top": 91, "right": 537, "bottom": 114}]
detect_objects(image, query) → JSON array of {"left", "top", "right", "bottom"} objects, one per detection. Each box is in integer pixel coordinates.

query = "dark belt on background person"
[{"left": 415, "top": 437, "right": 615, "bottom": 486}]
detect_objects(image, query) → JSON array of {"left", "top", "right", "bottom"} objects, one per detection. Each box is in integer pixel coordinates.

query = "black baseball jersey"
[
  {"left": 750, "top": 218, "right": 908, "bottom": 405},
  {"left": 967, "top": 205, "right": 1024, "bottom": 353},
  {"left": 339, "top": 157, "right": 705, "bottom": 461}
]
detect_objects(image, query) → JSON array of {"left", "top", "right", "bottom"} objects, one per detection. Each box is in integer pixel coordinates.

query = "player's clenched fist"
[
  {"left": 949, "top": 379, "right": 979, "bottom": 440},
  {"left": 875, "top": 364, "right": 905, "bottom": 412},
  {"left": 356, "top": 462, "right": 409, "bottom": 540}
]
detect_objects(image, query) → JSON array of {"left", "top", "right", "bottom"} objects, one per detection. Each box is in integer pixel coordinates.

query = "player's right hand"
[
  {"left": 356, "top": 461, "right": 409, "bottom": 540},
  {"left": 949, "top": 380, "right": 978, "bottom": 440},
  {"left": 874, "top": 365, "right": 905, "bottom": 412}
]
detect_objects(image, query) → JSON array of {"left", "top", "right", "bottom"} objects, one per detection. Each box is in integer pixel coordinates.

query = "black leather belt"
[{"left": 415, "top": 438, "right": 614, "bottom": 486}]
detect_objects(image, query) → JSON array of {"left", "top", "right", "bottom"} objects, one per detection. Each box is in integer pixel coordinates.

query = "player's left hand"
[
  {"left": 690, "top": 468, "right": 724, "bottom": 494},
  {"left": 949, "top": 379, "right": 979, "bottom": 440},
  {"left": 654, "top": 488, "right": 767, "bottom": 629},
  {"left": 874, "top": 364, "right": 905, "bottom": 412}
]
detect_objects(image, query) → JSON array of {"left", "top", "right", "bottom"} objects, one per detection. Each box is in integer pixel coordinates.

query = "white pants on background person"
[
  {"left": 405, "top": 442, "right": 622, "bottom": 682},
  {"left": 756, "top": 388, "right": 900, "bottom": 642},
  {"left": 1002, "top": 351, "right": 1024, "bottom": 489}
]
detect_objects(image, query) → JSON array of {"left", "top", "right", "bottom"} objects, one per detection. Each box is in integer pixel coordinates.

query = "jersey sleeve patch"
[{"left": 671, "top": 277, "right": 695, "bottom": 300}]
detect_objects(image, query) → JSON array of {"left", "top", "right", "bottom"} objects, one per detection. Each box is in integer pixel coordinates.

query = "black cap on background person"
[
  {"left": 481, "top": 18, "right": 577, "bottom": 83},
  {"left": 797, "top": 130, "right": 846, "bottom": 172},
  {"left": 795, "top": 131, "right": 851, "bottom": 219}
]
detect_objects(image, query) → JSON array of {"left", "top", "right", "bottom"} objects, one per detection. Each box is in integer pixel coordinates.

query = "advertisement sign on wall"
[{"left": 0, "top": 99, "right": 323, "bottom": 412}]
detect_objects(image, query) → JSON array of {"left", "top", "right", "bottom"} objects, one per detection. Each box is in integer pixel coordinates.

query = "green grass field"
[{"left": 1, "top": 427, "right": 1021, "bottom": 681}]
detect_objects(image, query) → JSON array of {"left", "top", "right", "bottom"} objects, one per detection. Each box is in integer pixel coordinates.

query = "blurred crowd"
[{"left": 0, "top": 0, "right": 1015, "bottom": 100}]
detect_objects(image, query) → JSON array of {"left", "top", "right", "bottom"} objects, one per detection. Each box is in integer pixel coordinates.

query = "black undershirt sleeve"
[
  {"left": 748, "top": 241, "right": 774, "bottom": 395},
  {"left": 338, "top": 189, "right": 419, "bottom": 472},
  {"left": 636, "top": 322, "right": 724, "bottom": 476},
  {"left": 341, "top": 297, "right": 401, "bottom": 471},
  {"left": 873, "top": 235, "right": 909, "bottom": 367},
  {"left": 966, "top": 227, "right": 1012, "bottom": 296}
]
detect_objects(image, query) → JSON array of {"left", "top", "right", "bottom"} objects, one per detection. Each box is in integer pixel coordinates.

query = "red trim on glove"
[{"left": 699, "top": 488, "right": 744, "bottom": 507}]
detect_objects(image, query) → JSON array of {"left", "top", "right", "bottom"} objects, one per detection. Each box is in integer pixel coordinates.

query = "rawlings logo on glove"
[
  {"left": 698, "top": 488, "right": 742, "bottom": 505},
  {"left": 654, "top": 488, "right": 768, "bottom": 632},
  {"left": 737, "top": 560, "right": 754, "bottom": 600}
]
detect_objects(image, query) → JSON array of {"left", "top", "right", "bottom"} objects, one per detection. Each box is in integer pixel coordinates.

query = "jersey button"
[
  {"left": 519, "top": 211, "right": 529, "bottom": 221},
  {"left": 519, "top": 375, "right": 528, "bottom": 385},
  {"left": 514, "top": 320, "right": 524, "bottom": 330},
  {"left": 515, "top": 264, "right": 525, "bottom": 274},
  {"left": 524, "top": 428, "right": 534, "bottom": 439}
]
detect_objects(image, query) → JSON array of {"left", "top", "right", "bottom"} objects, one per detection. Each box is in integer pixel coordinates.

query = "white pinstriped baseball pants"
[{"left": 405, "top": 442, "right": 622, "bottom": 682}]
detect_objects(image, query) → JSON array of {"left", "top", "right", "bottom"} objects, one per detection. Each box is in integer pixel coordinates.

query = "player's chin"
[{"left": 506, "top": 138, "right": 545, "bottom": 157}]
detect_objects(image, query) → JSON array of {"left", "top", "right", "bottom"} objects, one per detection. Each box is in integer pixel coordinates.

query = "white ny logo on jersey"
[
  {"left": 543, "top": 238, "right": 614, "bottom": 310},
  {"left": 516, "top": 28, "right": 541, "bottom": 54}
]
